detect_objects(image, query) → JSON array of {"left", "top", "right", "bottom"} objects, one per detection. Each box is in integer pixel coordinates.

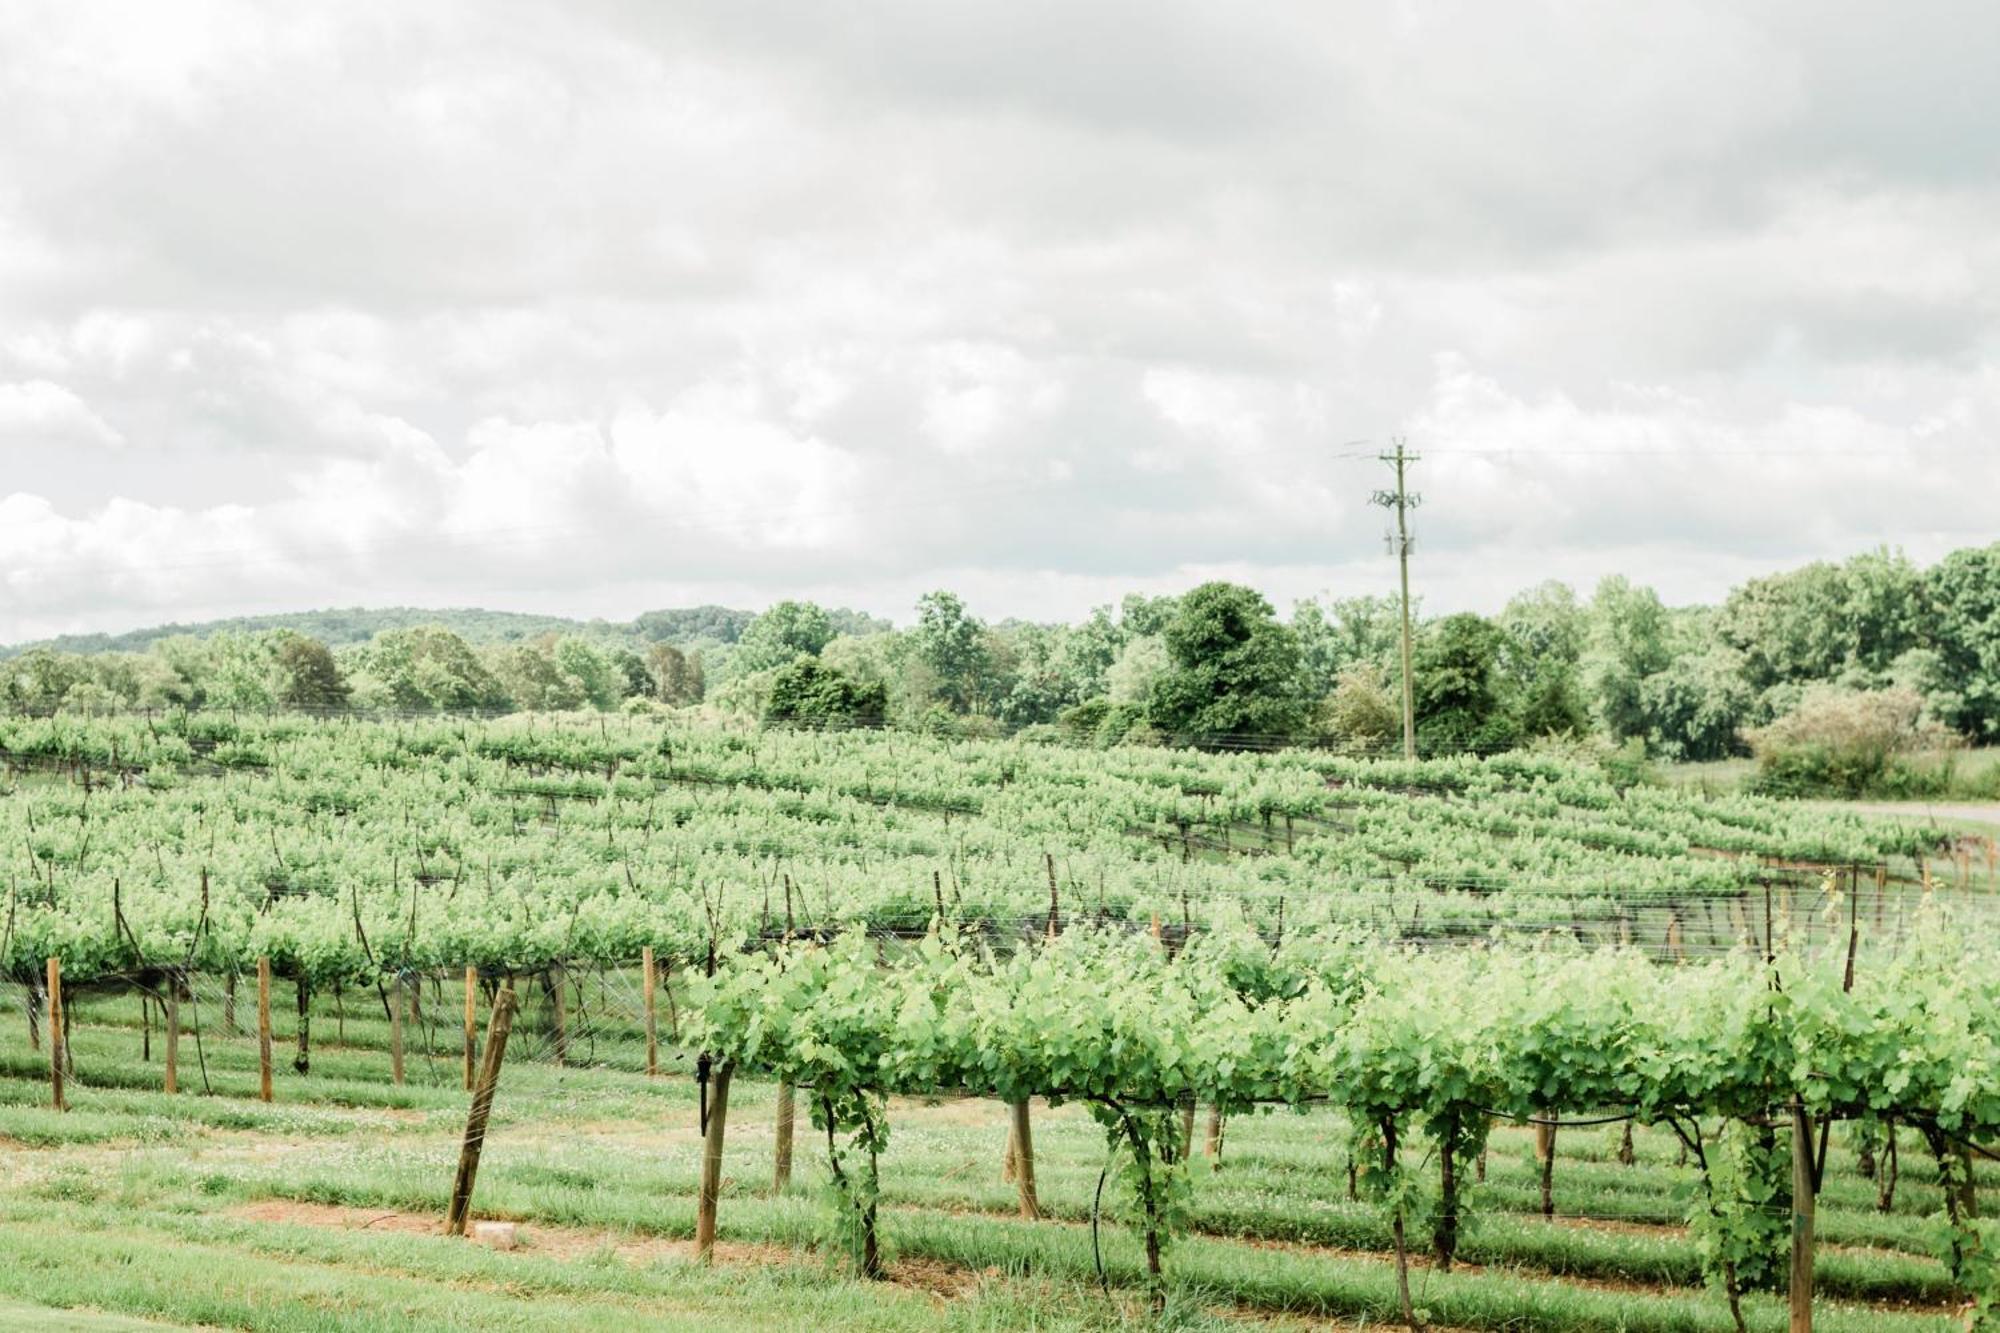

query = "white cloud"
[
  {"left": 0, "top": 380, "right": 123, "bottom": 447},
  {"left": 0, "top": 1, "right": 1994, "bottom": 640}
]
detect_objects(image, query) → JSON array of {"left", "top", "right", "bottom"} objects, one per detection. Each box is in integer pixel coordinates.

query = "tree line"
[{"left": 2, "top": 541, "right": 1994, "bottom": 774}]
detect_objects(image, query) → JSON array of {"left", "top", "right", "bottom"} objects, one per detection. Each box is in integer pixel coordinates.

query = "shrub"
[
  {"left": 1743, "top": 686, "right": 1953, "bottom": 797},
  {"left": 1318, "top": 663, "right": 1400, "bottom": 753}
]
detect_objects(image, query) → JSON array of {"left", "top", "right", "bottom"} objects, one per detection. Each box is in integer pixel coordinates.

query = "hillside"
[
  {"left": 0, "top": 606, "right": 740, "bottom": 657},
  {"left": 0, "top": 603, "right": 899, "bottom": 658}
]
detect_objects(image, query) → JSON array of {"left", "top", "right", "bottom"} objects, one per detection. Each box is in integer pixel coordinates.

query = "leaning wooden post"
[
  {"left": 641, "top": 947, "right": 658, "bottom": 1077},
  {"left": 46, "top": 957, "right": 64, "bottom": 1112},
  {"left": 1791, "top": 1101, "right": 1816, "bottom": 1333},
  {"left": 390, "top": 973, "right": 405, "bottom": 1086},
  {"left": 696, "top": 1060, "right": 735, "bottom": 1262},
  {"left": 445, "top": 986, "right": 518, "bottom": 1236},
  {"left": 256, "top": 957, "right": 274, "bottom": 1103},
  {"left": 462, "top": 966, "right": 478, "bottom": 1092},
  {"left": 773, "top": 1080, "right": 795, "bottom": 1191},
  {"left": 163, "top": 972, "right": 181, "bottom": 1095},
  {"left": 1011, "top": 1098, "right": 1040, "bottom": 1219}
]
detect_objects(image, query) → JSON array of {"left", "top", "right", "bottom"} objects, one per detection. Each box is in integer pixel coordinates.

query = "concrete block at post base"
[{"left": 471, "top": 1220, "right": 519, "bottom": 1250}]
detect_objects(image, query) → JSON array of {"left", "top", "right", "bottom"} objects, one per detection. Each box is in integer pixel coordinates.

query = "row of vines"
[{"left": 689, "top": 921, "right": 1999, "bottom": 1330}]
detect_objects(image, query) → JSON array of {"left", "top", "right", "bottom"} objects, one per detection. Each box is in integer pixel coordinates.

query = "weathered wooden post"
[
  {"left": 1011, "top": 1099, "right": 1040, "bottom": 1219},
  {"left": 257, "top": 957, "right": 274, "bottom": 1102},
  {"left": 46, "top": 957, "right": 64, "bottom": 1112},
  {"left": 642, "top": 947, "right": 658, "bottom": 1077},
  {"left": 463, "top": 966, "right": 478, "bottom": 1092},
  {"left": 696, "top": 1060, "right": 735, "bottom": 1262},
  {"left": 445, "top": 986, "right": 518, "bottom": 1236},
  {"left": 164, "top": 972, "right": 181, "bottom": 1095},
  {"left": 390, "top": 973, "right": 406, "bottom": 1086},
  {"left": 773, "top": 1080, "right": 795, "bottom": 1191},
  {"left": 1791, "top": 1101, "right": 1816, "bottom": 1333}
]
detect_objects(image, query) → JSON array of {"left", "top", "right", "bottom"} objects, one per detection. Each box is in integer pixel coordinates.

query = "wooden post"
[
  {"left": 1536, "top": 1115, "right": 1556, "bottom": 1218},
  {"left": 1205, "top": 1105, "right": 1225, "bottom": 1164},
  {"left": 642, "top": 947, "right": 658, "bottom": 1078},
  {"left": 1791, "top": 1101, "right": 1816, "bottom": 1333},
  {"left": 224, "top": 972, "right": 238, "bottom": 1034},
  {"left": 696, "top": 1061, "right": 734, "bottom": 1261},
  {"left": 445, "top": 986, "right": 518, "bottom": 1236},
  {"left": 463, "top": 966, "right": 478, "bottom": 1092},
  {"left": 164, "top": 974, "right": 181, "bottom": 1095},
  {"left": 390, "top": 973, "right": 405, "bottom": 1086},
  {"left": 1011, "top": 1099, "right": 1040, "bottom": 1219},
  {"left": 46, "top": 957, "right": 64, "bottom": 1112},
  {"left": 256, "top": 958, "right": 274, "bottom": 1103},
  {"left": 294, "top": 978, "right": 311, "bottom": 1075},
  {"left": 773, "top": 1079, "right": 795, "bottom": 1191}
]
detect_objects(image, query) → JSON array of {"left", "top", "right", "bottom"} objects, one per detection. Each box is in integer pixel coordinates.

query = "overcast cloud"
[{"left": 1, "top": 0, "right": 1995, "bottom": 641}]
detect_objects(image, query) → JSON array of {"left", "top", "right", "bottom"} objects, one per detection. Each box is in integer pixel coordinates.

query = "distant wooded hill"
[{"left": 1, "top": 604, "right": 887, "bottom": 657}]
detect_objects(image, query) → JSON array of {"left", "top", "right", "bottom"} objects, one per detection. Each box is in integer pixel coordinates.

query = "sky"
[{"left": 1, "top": 1, "right": 1995, "bottom": 643}]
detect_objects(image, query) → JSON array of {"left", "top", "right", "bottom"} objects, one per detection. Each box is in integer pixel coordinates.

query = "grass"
[{"left": 0, "top": 988, "right": 1979, "bottom": 1331}]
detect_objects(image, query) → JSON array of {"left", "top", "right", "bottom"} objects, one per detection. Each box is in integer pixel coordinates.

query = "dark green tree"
[
  {"left": 353, "top": 627, "right": 509, "bottom": 713},
  {"left": 1499, "top": 582, "right": 1586, "bottom": 739},
  {"left": 909, "top": 591, "right": 989, "bottom": 713},
  {"left": 648, "top": 643, "right": 703, "bottom": 705},
  {"left": 274, "top": 635, "right": 350, "bottom": 710},
  {"left": 1583, "top": 576, "right": 1672, "bottom": 742},
  {"left": 1922, "top": 542, "right": 2000, "bottom": 738},
  {"left": 1412, "top": 613, "right": 1518, "bottom": 754},
  {"left": 764, "top": 657, "right": 888, "bottom": 731},
  {"left": 1147, "top": 582, "right": 1306, "bottom": 746}
]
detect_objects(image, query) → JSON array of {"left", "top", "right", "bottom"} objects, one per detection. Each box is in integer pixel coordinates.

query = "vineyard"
[{"left": 0, "top": 711, "right": 1996, "bottom": 1331}]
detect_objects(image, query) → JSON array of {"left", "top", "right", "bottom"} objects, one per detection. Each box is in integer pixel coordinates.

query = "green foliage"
[
  {"left": 1584, "top": 576, "right": 1673, "bottom": 743},
  {"left": 632, "top": 605, "right": 756, "bottom": 645},
  {"left": 1962, "top": 1218, "right": 1998, "bottom": 1331},
  {"left": 1413, "top": 614, "right": 1518, "bottom": 754},
  {"left": 1639, "top": 642, "right": 1753, "bottom": 761},
  {"left": 1718, "top": 548, "right": 1926, "bottom": 693},
  {"left": 345, "top": 626, "right": 509, "bottom": 712},
  {"left": 909, "top": 591, "right": 991, "bottom": 714},
  {"left": 1118, "top": 593, "right": 1180, "bottom": 638},
  {"left": 1149, "top": 583, "right": 1306, "bottom": 747},
  {"left": 647, "top": 643, "right": 704, "bottom": 705},
  {"left": 764, "top": 657, "right": 888, "bottom": 731},
  {"left": 1924, "top": 542, "right": 2000, "bottom": 740},
  {"left": 733, "top": 602, "right": 838, "bottom": 675},
  {"left": 1318, "top": 663, "right": 1399, "bottom": 753},
  {"left": 1292, "top": 594, "right": 1404, "bottom": 698},
  {"left": 1682, "top": 1120, "right": 1790, "bottom": 1304},
  {"left": 273, "top": 636, "right": 349, "bottom": 710},
  {"left": 1745, "top": 686, "right": 1952, "bottom": 796}
]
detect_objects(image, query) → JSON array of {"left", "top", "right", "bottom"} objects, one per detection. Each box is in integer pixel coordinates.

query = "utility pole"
[{"left": 1371, "top": 439, "right": 1421, "bottom": 760}]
